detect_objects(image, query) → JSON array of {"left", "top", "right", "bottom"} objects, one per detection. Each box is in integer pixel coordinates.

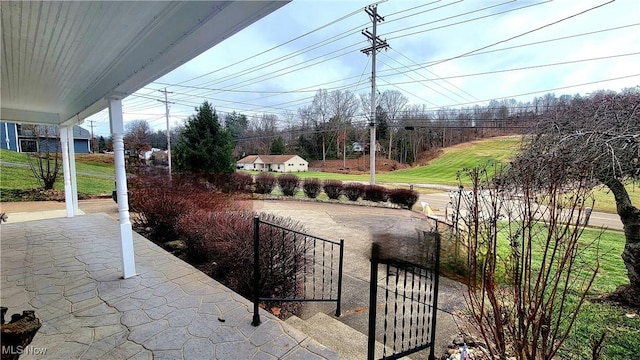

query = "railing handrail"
[
  {"left": 256, "top": 218, "right": 343, "bottom": 246},
  {"left": 367, "top": 235, "right": 441, "bottom": 360},
  {"left": 252, "top": 215, "right": 344, "bottom": 326}
]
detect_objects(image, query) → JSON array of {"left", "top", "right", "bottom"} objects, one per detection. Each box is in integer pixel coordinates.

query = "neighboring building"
[
  {"left": 237, "top": 154, "right": 309, "bottom": 172},
  {"left": 0, "top": 122, "right": 91, "bottom": 154}
]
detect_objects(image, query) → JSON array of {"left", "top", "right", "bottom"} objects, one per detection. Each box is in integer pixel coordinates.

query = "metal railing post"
[
  {"left": 335, "top": 239, "right": 344, "bottom": 317},
  {"left": 367, "top": 243, "right": 380, "bottom": 360},
  {"left": 428, "top": 233, "right": 441, "bottom": 360},
  {"left": 252, "top": 216, "right": 261, "bottom": 326}
]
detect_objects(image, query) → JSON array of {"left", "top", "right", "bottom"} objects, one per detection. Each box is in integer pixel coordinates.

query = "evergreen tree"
[
  {"left": 174, "top": 101, "right": 234, "bottom": 174},
  {"left": 98, "top": 136, "right": 106, "bottom": 152},
  {"left": 270, "top": 136, "right": 286, "bottom": 155}
]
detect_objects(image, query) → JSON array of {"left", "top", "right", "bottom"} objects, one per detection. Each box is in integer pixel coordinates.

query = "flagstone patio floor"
[{"left": 0, "top": 213, "right": 337, "bottom": 359}]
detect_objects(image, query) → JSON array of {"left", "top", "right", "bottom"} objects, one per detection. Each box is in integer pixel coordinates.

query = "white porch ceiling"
[{"left": 1, "top": 1, "right": 288, "bottom": 126}]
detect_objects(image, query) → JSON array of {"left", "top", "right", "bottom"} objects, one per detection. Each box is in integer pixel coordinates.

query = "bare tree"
[
  {"left": 378, "top": 90, "right": 408, "bottom": 159},
  {"left": 24, "top": 125, "right": 61, "bottom": 190},
  {"left": 452, "top": 162, "right": 601, "bottom": 359},
  {"left": 124, "top": 120, "right": 152, "bottom": 164},
  {"left": 513, "top": 88, "right": 640, "bottom": 305}
]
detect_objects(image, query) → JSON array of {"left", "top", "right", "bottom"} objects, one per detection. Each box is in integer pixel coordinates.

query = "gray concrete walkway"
[{"left": 0, "top": 214, "right": 336, "bottom": 360}]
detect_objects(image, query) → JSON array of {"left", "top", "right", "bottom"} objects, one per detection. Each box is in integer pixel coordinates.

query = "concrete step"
[{"left": 286, "top": 312, "right": 385, "bottom": 360}]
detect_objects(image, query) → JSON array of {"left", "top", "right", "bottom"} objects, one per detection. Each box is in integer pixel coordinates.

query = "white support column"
[
  {"left": 60, "top": 127, "right": 74, "bottom": 217},
  {"left": 66, "top": 126, "right": 79, "bottom": 215},
  {"left": 109, "top": 97, "right": 137, "bottom": 279}
]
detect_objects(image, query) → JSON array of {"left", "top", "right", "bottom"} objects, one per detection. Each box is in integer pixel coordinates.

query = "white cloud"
[{"left": 108, "top": 0, "right": 640, "bottom": 131}]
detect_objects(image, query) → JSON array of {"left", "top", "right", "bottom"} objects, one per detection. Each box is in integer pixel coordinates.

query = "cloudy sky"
[{"left": 88, "top": 0, "right": 640, "bottom": 136}]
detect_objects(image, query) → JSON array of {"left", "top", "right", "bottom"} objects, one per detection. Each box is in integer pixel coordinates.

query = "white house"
[{"left": 237, "top": 154, "right": 308, "bottom": 172}]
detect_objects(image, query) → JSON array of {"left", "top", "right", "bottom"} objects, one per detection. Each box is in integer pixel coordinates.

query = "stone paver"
[{"left": 0, "top": 213, "right": 337, "bottom": 359}]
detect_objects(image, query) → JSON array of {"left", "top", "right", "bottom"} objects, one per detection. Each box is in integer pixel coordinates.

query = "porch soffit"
[{"left": 0, "top": 1, "right": 288, "bottom": 126}]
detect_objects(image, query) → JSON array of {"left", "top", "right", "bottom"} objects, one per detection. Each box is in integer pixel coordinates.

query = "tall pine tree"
[{"left": 174, "top": 101, "right": 234, "bottom": 174}]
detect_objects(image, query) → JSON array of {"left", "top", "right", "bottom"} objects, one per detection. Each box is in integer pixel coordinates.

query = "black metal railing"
[
  {"left": 367, "top": 232, "right": 441, "bottom": 360},
  {"left": 252, "top": 215, "right": 344, "bottom": 326}
]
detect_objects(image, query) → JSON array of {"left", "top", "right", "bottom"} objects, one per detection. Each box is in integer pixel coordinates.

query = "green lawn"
[
  {"left": 377, "top": 136, "right": 521, "bottom": 185},
  {"left": 454, "top": 224, "right": 636, "bottom": 359},
  {"left": 1, "top": 149, "right": 114, "bottom": 197},
  {"left": 2, "top": 137, "right": 637, "bottom": 214}
]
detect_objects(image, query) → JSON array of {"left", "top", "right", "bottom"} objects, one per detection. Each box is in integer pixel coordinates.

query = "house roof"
[
  {"left": 260, "top": 155, "right": 304, "bottom": 164},
  {"left": 237, "top": 155, "right": 307, "bottom": 164},
  {"left": 0, "top": 1, "right": 288, "bottom": 127},
  {"left": 237, "top": 155, "right": 260, "bottom": 164}
]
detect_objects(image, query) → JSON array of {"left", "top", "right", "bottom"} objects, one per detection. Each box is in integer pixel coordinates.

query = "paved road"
[{"left": 417, "top": 191, "right": 624, "bottom": 231}]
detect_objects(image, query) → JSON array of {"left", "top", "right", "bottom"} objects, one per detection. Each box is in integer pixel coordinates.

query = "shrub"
[
  {"left": 323, "top": 180, "right": 343, "bottom": 200},
  {"left": 343, "top": 183, "right": 365, "bottom": 201},
  {"left": 302, "top": 178, "right": 322, "bottom": 199},
  {"left": 176, "top": 211, "right": 308, "bottom": 304},
  {"left": 255, "top": 172, "right": 277, "bottom": 194},
  {"left": 231, "top": 172, "right": 253, "bottom": 193},
  {"left": 363, "top": 185, "right": 388, "bottom": 202},
  {"left": 278, "top": 174, "right": 300, "bottom": 197},
  {"left": 128, "top": 174, "right": 245, "bottom": 242},
  {"left": 388, "top": 188, "right": 419, "bottom": 209}
]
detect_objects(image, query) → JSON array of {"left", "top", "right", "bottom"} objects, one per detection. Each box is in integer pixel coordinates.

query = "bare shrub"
[
  {"left": 323, "top": 180, "right": 343, "bottom": 200},
  {"left": 451, "top": 163, "right": 602, "bottom": 359},
  {"left": 231, "top": 172, "right": 253, "bottom": 193},
  {"left": 278, "top": 174, "right": 300, "bottom": 197},
  {"left": 255, "top": 172, "right": 277, "bottom": 194},
  {"left": 388, "top": 188, "right": 418, "bottom": 209},
  {"left": 128, "top": 174, "right": 245, "bottom": 242},
  {"left": 363, "top": 185, "right": 388, "bottom": 202},
  {"left": 23, "top": 125, "right": 61, "bottom": 190},
  {"left": 176, "top": 211, "right": 308, "bottom": 303},
  {"left": 302, "top": 178, "right": 322, "bottom": 199},
  {"left": 343, "top": 183, "right": 365, "bottom": 201}
]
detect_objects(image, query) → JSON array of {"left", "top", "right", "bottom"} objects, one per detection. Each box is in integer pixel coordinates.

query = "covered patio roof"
[
  {"left": 1, "top": 1, "right": 287, "bottom": 126},
  {"left": 1, "top": 1, "right": 290, "bottom": 279}
]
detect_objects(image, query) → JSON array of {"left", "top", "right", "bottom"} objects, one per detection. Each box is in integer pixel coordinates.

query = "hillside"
[{"left": 308, "top": 136, "right": 522, "bottom": 184}]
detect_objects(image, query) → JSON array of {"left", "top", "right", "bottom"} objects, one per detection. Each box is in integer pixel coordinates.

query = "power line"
[
  {"left": 422, "top": 0, "right": 616, "bottom": 69},
  {"left": 380, "top": 51, "right": 640, "bottom": 86},
  {"left": 386, "top": 0, "right": 549, "bottom": 40},
  {"left": 176, "top": 4, "right": 365, "bottom": 86}
]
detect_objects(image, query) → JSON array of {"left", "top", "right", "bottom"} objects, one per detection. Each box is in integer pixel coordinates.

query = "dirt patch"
[
  {"left": 75, "top": 153, "right": 114, "bottom": 164},
  {"left": 309, "top": 155, "right": 409, "bottom": 174}
]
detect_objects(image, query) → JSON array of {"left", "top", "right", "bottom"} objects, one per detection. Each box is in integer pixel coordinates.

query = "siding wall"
[{"left": 0, "top": 122, "right": 18, "bottom": 151}]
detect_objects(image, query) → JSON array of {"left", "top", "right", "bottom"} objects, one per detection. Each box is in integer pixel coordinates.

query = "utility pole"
[
  {"left": 158, "top": 88, "right": 174, "bottom": 181},
  {"left": 361, "top": 4, "right": 389, "bottom": 185},
  {"left": 88, "top": 120, "right": 96, "bottom": 153}
]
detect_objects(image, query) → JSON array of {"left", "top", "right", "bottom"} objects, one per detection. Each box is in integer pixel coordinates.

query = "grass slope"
[
  {"left": 377, "top": 136, "right": 521, "bottom": 184},
  {"left": 1, "top": 149, "right": 114, "bottom": 197}
]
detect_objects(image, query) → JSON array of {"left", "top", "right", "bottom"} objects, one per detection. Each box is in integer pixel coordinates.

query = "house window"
[
  {"left": 20, "top": 139, "right": 37, "bottom": 152},
  {"left": 277, "top": 165, "right": 280, "bottom": 169}
]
